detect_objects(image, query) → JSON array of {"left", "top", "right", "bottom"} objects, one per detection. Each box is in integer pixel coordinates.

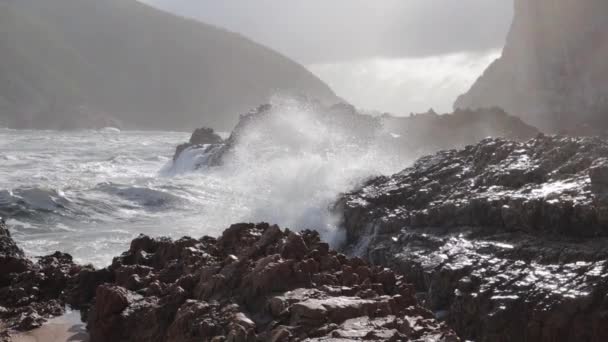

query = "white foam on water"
[{"left": 1, "top": 102, "right": 412, "bottom": 266}]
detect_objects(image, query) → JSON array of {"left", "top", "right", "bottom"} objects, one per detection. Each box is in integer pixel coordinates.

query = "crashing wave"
[
  {"left": 99, "top": 127, "right": 121, "bottom": 133},
  {"left": 0, "top": 187, "right": 71, "bottom": 218}
]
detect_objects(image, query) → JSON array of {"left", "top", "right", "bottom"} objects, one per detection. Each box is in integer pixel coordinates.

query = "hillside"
[{"left": 0, "top": 0, "right": 336, "bottom": 131}]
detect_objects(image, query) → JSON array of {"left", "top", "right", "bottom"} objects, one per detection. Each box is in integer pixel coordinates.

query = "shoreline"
[{"left": 10, "top": 311, "right": 87, "bottom": 342}]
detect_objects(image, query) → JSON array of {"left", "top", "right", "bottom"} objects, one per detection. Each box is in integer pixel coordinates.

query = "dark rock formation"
[
  {"left": 0, "top": 220, "right": 458, "bottom": 340},
  {"left": 172, "top": 102, "right": 538, "bottom": 171},
  {"left": 173, "top": 127, "right": 223, "bottom": 161},
  {"left": 85, "top": 223, "right": 458, "bottom": 341},
  {"left": 0, "top": 220, "right": 84, "bottom": 333},
  {"left": 380, "top": 107, "right": 539, "bottom": 158},
  {"left": 336, "top": 135, "right": 608, "bottom": 341},
  {"left": 171, "top": 101, "right": 383, "bottom": 169},
  {"left": 456, "top": 0, "right": 608, "bottom": 134}
]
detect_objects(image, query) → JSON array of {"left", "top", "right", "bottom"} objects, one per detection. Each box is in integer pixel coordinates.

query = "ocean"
[{"left": 0, "top": 108, "right": 409, "bottom": 266}]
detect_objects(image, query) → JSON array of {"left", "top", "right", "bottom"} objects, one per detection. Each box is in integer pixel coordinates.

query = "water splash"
[
  {"left": 165, "top": 99, "right": 411, "bottom": 245},
  {"left": 1, "top": 102, "right": 413, "bottom": 266}
]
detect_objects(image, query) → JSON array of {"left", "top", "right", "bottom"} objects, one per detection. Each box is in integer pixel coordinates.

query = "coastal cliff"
[{"left": 456, "top": 0, "right": 608, "bottom": 134}]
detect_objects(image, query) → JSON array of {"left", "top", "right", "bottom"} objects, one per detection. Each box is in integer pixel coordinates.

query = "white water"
[{"left": 0, "top": 105, "right": 409, "bottom": 267}]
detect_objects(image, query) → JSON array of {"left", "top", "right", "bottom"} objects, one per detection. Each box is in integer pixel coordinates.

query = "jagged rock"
[
  {"left": 85, "top": 223, "right": 458, "bottom": 341},
  {"left": 0, "top": 221, "right": 30, "bottom": 280},
  {"left": 456, "top": 0, "right": 608, "bottom": 134},
  {"left": 173, "top": 127, "right": 223, "bottom": 161},
  {"left": 172, "top": 101, "right": 538, "bottom": 171},
  {"left": 336, "top": 135, "right": 608, "bottom": 342},
  {"left": 0, "top": 220, "right": 84, "bottom": 335}
]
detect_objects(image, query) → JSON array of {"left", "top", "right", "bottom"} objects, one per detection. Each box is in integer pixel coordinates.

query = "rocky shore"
[
  {"left": 336, "top": 135, "right": 608, "bottom": 341},
  {"left": 0, "top": 221, "right": 458, "bottom": 341},
  {"left": 6, "top": 132, "right": 608, "bottom": 341},
  {"left": 0, "top": 220, "right": 85, "bottom": 340}
]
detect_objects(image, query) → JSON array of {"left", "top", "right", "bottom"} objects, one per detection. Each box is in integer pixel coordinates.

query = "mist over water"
[
  {"left": 310, "top": 51, "right": 502, "bottom": 114},
  {"left": 1, "top": 102, "right": 410, "bottom": 266}
]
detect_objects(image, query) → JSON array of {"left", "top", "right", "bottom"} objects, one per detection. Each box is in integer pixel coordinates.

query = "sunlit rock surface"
[
  {"left": 337, "top": 135, "right": 608, "bottom": 341},
  {"left": 456, "top": 0, "right": 608, "bottom": 134},
  {"left": 0, "top": 221, "right": 459, "bottom": 341},
  {"left": 85, "top": 223, "right": 458, "bottom": 341}
]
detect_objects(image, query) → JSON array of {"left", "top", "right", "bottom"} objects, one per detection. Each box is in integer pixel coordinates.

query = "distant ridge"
[{"left": 0, "top": 0, "right": 337, "bottom": 130}]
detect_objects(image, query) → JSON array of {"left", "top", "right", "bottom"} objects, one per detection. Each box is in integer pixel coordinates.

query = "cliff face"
[
  {"left": 455, "top": 0, "right": 608, "bottom": 134},
  {"left": 0, "top": 0, "right": 336, "bottom": 131}
]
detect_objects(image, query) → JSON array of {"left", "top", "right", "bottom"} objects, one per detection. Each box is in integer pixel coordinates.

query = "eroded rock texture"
[
  {"left": 0, "top": 221, "right": 85, "bottom": 335},
  {"left": 337, "top": 135, "right": 608, "bottom": 342},
  {"left": 0, "top": 219, "right": 458, "bottom": 341},
  {"left": 456, "top": 0, "right": 608, "bottom": 134},
  {"left": 86, "top": 223, "right": 458, "bottom": 341}
]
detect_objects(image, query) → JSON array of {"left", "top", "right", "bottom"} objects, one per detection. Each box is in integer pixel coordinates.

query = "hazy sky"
[{"left": 142, "top": 0, "right": 514, "bottom": 114}]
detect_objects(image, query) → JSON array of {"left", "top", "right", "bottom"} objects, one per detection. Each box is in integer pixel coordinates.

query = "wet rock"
[
  {"left": 189, "top": 128, "right": 224, "bottom": 146},
  {"left": 590, "top": 158, "right": 608, "bottom": 198},
  {"left": 0, "top": 221, "right": 85, "bottom": 335},
  {"left": 0, "top": 221, "right": 30, "bottom": 279},
  {"left": 85, "top": 223, "right": 458, "bottom": 341},
  {"left": 172, "top": 127, "right": 224, "bottom": 161},
  {"left": 337, "top": 135, "right": 608, "bottom": 342},
  {"left": 281, "top": 231, "right": 309, "bottom": 260},
  {"left": 94, "top": 285, "right": 130, "bottom": 317}
]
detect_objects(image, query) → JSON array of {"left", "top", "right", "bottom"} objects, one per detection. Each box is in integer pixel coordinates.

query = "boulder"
[{"left": 172, "top": 127, "right": 223, "bottom": 161}]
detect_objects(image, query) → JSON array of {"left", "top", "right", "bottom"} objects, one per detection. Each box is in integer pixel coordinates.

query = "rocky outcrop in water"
[
  {"left": 86, "top": 223, "right": 458, "bottom": 341},
  {"left": 171, "top": 101, "right": 382, "bottom": 169},
  {"left": 379, "top": 107, "right": 539, "bottom": 158},
  {"left": 172, "top": 101, "right": 538, "bottom": 171},
  {"left": 0, "top": 220, "right": 84, "bottom": 337},
  {"left": 455, "top": 0, "right": 608, "bottom": 134},
  {"left": 173, "top": 127, "right": 224, "bottom": 161},
  {"left": 336, "top": 135, "right": 608, "bottom": 341}
]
